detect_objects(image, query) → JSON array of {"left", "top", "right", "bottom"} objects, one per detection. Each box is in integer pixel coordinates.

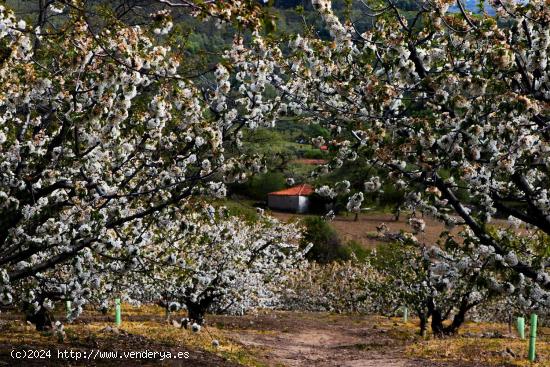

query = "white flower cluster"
[
  {"left": 102, "top": 205, "right": 307, "bottom": 324},
  {"left": 151, "top": 10, "right": 173, "bottom": 36},
  {"left": 0, "top": 2, "right": 283, "bottom": 318},
  {"left": 316, "top": 185, "right": 337, "bottom": 199},
  {"left": 346, "top": 192, "right": 364, "bottom": 214},
  {"left": 408, "top": 218, "right": 425, "bottom": 234},
  {"left": 238, "top": 0, "right": 550, "bottom": 295}
]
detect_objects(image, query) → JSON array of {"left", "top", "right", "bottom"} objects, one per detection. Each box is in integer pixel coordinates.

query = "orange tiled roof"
[{"left": 268, "top": 184, "right": 314, "bottom": 197}]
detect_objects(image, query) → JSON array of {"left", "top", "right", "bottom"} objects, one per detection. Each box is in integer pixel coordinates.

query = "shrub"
[
  {"left": 300, "top": 217, "right": 351, "bottom": 263},
  {"left": 347, "top": 240, "right": 370, "bottom": 263}
]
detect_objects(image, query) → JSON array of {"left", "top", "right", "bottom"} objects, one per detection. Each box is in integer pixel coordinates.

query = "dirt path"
[
  {"left": 231, "top": 326, "right": 409, "bottom": 367},
  {"left": 213, "top": 312, "right": 474, "bottom": 367}
]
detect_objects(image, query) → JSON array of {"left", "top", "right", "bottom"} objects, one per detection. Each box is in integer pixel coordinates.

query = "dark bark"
[
  {"left": 430, "top": 308, "right": 445, "bottom": 337},
  {"left": 155, "top": 299, "right": 171, "bottom": 322},
  {"left": 428, "top": 296, "right": 474, "bottom": 337},
  {"left": 393, "top": 204, "right": 401, "bottom": 221},
  {"left": 445, "top": 305, "right": 467, "bottom": 335},
  {"left": 24, "top": 302, "right": 54, "bottom": 331},
  {"left": 8, "top": 238, "right": 93, "bottom": 281},
  {"left": 185, "top": 301, "right": 206, "bottom": 325}
]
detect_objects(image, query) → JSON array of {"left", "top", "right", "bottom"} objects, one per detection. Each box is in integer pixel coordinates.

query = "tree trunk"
[
  {"left": 445, "top": 310, "right": 466, "bottom": 335},
  {"left": 419, "top": 313, "right": 428, "bottom": 337},
  {"left": 24, "top": 303, "right": 53, "bottom": 331},
  {"left": 155, "top": 299, "right": 171, "bottom": 323},
  {"left": 185, "top": 301, "right": 206, "bottom": 325},
  {"left": 444, "top": 299, "right": 471, "bottom": 335},
  {"left": 430, "top": 309, "right": 445, "bottom": 337},
  {"left": 34, "top": 0, "right": 47, "bottom": 51},
  {"left": 393, "top": 203, "right": 401, "bottom": 221},
  {"left": 429, "top": 297, "right": 472, "bottom": 337}
]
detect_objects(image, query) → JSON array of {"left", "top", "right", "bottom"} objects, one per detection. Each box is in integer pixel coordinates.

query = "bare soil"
[
  {"left": 269, "top": 211, "right": 513, "bottom": 248},
  {"left": 0, "top": 310, "right": 485, "bottom": 367},
  {"left": 212, "top": 311, "right": 480, "bottom": 367}
]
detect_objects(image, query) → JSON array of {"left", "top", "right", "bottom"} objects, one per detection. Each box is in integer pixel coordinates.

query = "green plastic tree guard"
[
  {"left": 115, "top": 298, "right": 122, "bottom": 327},
  {"left": 528, "top": 313, "right": 537, "bottom": 362},
  {"left": 66, "top": 300, "right": 71, "bottom": 320},
  {"left": 517, "top": 316, "right": 525, "bottom": 339},
  {"left": 403, "top": 306, "right": 408, "bottom": 323}
]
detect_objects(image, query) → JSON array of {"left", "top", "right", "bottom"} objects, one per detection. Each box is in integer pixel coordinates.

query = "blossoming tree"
[
  {"left": 241, "top": 0, "right": 549, "bottom": 298},
  {"left": 369, "top": 233, "right": 513, "bottom": 336},
  {"left": 107, "top": 204, "right": 307, "bottom": 325},
  {"left": 0, "top": 0, "right": 280, "bottom": 328}
]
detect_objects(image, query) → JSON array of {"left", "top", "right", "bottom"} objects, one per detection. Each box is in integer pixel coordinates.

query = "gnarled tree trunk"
[
  {"left": 429, "top": 296, "right": 476, "bottom": 337},
  {"left": 24, "top": 302, "right": 53, "bottom": 331}
]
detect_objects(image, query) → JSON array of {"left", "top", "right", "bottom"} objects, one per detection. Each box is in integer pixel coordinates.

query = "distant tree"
[
  {"left": 111, "top": 206, "right": 307, "bottom": 325},
  {"left": 369, "top": 237, "right": 501, "bottom": 337}
]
